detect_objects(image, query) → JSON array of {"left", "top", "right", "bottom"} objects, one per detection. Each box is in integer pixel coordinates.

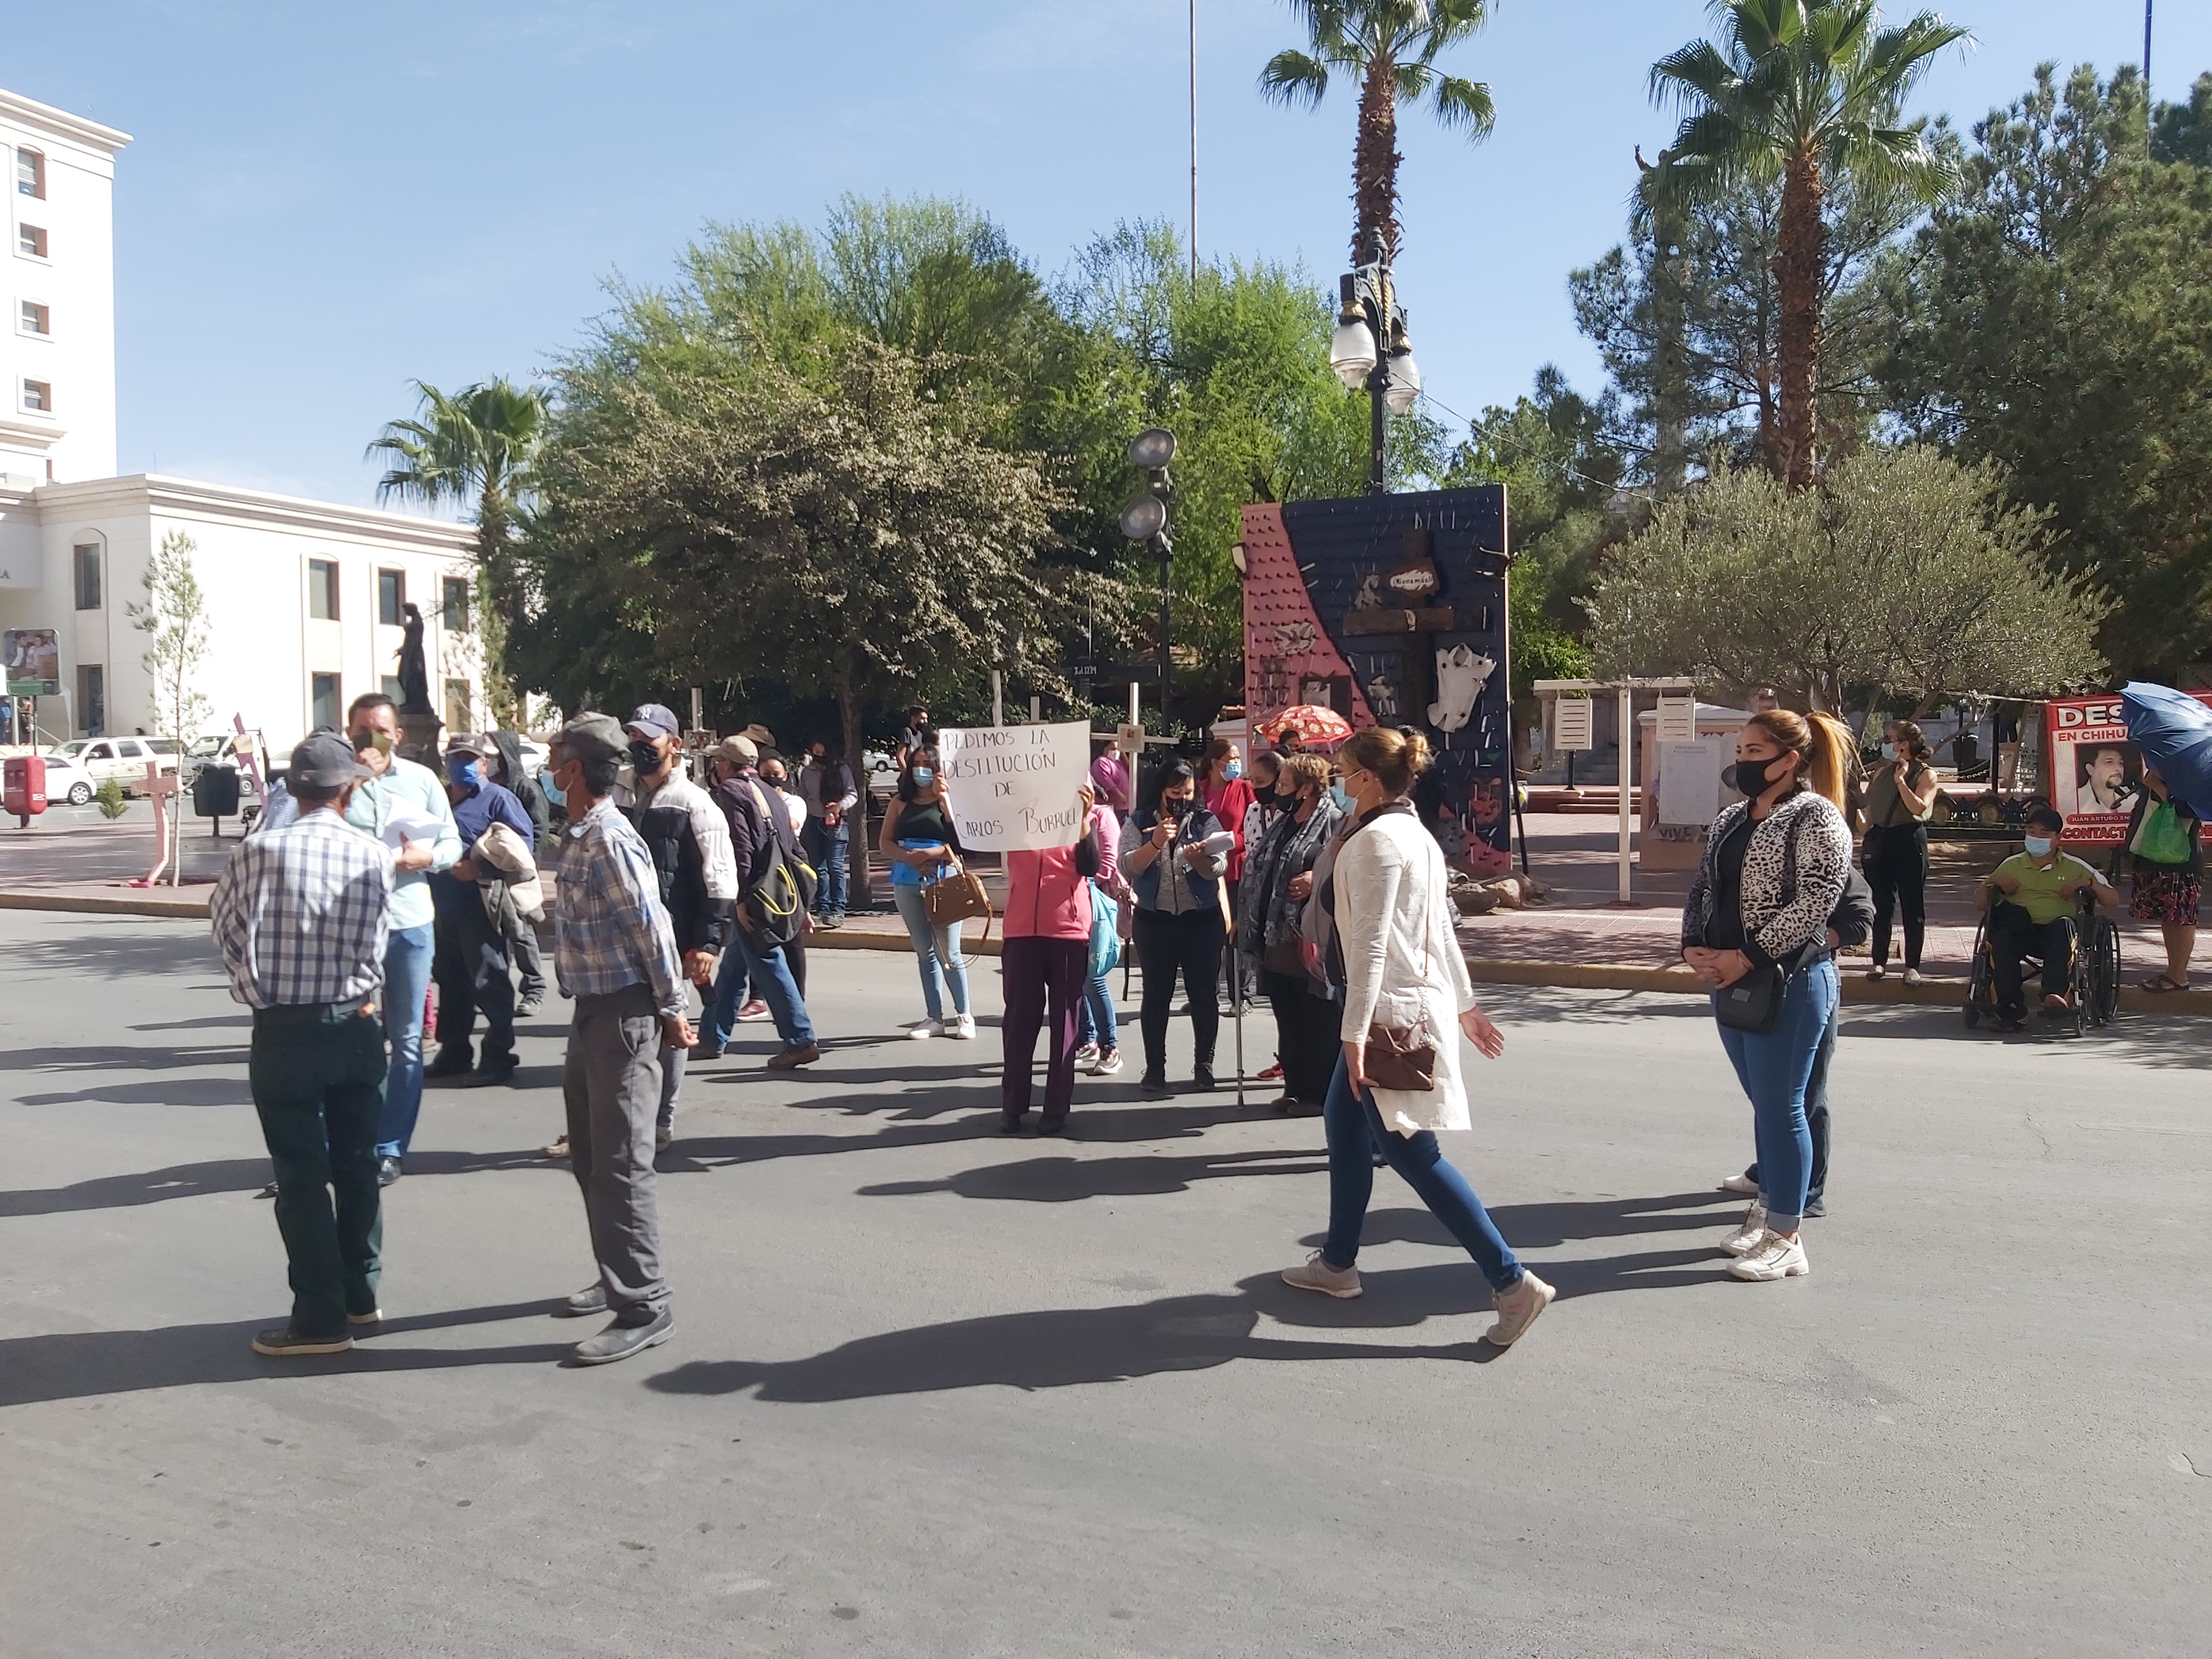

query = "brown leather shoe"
[{"left": 765, "top": 1043, "right": 821, "bottom": 1071}]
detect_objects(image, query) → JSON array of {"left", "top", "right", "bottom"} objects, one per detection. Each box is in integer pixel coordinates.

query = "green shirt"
[{"left": 1993, "top": 851, "right": 2101, "bottom": 926}]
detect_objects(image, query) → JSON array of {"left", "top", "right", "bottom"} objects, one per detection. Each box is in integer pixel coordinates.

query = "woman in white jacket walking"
[{"left": 1280, "top": 726, "right": 1553, "bottom": 1348}]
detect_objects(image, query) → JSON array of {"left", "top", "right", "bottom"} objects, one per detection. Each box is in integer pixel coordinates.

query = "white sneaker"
[
  {"left": 1090, "top": 1047, "right": 1124, "bottom": 1076},
  {"left": 1728, "top": 1231, "right": 1809, "bottom": 1281},
  {"left": 906, "top": 1019, "right": 936, "bottom": 1040},
  {"left": 1073, "top": 1042, "right": 1101, "bottom": 1066},
  {"left": 948, "top": 1014, "right": 976, "bottom": 1041},
  {"left": 1486, "top": 1271, "right": 1555, "bottom": 1347},
  {"left": 1281, "top": 1251, "right": 1363, "bottom": 1299},
  {"left": 1901, "top": 968, "right": 1923, "bottom": 986},
  {"left": 1719, "top": 1201, "right": 1768, "bottom": 1256},
  {"left": 1718, "top": 1172, "right": 1759, "bottom": 1195}
]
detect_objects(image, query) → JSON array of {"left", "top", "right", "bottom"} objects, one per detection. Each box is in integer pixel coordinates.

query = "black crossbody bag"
[{"left": 1713, "top": 817, "right": 1808, "bottom": 1035}]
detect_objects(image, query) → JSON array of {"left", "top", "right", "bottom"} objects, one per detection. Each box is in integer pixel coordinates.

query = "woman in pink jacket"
[{"left": 1000, "top": 781, "right": 1103, "bottom": 1136}]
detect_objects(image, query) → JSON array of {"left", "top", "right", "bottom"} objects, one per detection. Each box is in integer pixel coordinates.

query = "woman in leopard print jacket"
[{"left": 1681, "top": 708, "right": 1856, "bottom": 1285}]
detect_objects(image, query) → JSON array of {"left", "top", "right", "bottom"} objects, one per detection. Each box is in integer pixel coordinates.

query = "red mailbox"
[{"left": 5, "top": 753, "right": 47, "bottom": 822}]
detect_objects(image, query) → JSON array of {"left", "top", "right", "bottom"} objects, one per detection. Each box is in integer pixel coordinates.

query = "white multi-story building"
[{"left": 0, "top": 86, "right": 484, "bottom": 748}]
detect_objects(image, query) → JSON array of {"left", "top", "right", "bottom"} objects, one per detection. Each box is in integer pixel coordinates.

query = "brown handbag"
[
  {"left": 923, "top": 868, "right": 993, "bottom": 939},
  {"left": 1361, "top": 824, "right": 1440, "bottom": 1091}
]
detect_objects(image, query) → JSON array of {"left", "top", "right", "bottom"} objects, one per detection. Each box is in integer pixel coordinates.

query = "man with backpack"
[{"left": 702, "top": 735, "right": 820, "bottom": 1070}]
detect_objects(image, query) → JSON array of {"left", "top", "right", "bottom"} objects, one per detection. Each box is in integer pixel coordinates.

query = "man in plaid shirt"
[
  {"left": 545, "top": 713, "right": 693, "bottom": 1365},
  {"left": 208, "top": 732, "right": 393, "bottom": 1357}
]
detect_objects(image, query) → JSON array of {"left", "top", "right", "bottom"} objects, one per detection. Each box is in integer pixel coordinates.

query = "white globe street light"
[{"left": 1329, "top": 309, "right": 1378, "bottom": 392}]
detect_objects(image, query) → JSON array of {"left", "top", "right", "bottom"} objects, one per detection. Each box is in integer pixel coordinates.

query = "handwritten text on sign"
[{"left": 936, "top": 721, "right": 1092, "bottom": 851}]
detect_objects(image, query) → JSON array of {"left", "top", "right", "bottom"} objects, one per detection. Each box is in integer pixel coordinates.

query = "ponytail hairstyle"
[
  {"left": 1745, "top": 709, "right": 1853, "bottom": 814},
  {"left": 1340, "top": 724, "right": 1435, "bottom": 799},
  {"left": 1889, "top": 719, "right": 1934, "bottom": 766}
]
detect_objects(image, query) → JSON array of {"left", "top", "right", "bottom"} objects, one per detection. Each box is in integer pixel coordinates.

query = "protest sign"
[
  {"left": 2045, "top": 691, "right": 2212, "bottom": 845},
  {"left": 936, "top": 721, "right": 1093, "bottom": 851}
]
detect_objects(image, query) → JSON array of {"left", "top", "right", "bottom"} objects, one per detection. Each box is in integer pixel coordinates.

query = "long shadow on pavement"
[
  {"left": 0, "top": 1301, "right": 574, "bottom": 1408},
  {"left": 0, "top": 1147, "right": 569, "bottom": 1218}
]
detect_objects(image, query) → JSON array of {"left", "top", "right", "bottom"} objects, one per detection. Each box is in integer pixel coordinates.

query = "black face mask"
[
  {"left": 629, "top": 740, "right": 665, "bottom": 776},
  {"left": 1728, "top": 755, "right": 1791, "bottom": 796}
]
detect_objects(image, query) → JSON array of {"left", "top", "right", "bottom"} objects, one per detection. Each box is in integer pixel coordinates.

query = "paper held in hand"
[
  {"left": 380, "top": 802, "right": 445, "bottom": 851},
  {"left": 936, "top": 721, "right": 1093, "bottom": 852}
]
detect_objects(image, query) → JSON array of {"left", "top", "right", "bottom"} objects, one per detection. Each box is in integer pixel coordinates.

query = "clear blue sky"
[{"left": 12, "top": 1, "right": 2207, "bottom": 507}]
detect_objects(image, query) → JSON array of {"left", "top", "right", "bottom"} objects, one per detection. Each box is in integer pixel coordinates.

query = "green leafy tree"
[
  {"left": 93, "top": 776, "right": 128, "bottom": 820},
  {"left": 1880, "top": 63, "right": 2212, "bottom": 676},
  {"left": 1259, "top": 0, "right": 1497, "bottom": 263},
  {"left": 1586, "top": 447, "right": 2108, "bottom": 712},
  {"left": 368, "top": 377, "right": 548, "bottom": 716},
  {"left": 127, "top": 529, "right": 212, "bottom": 884},
  {"left": 521, "top": 338, "right": 1095, "bottom": 831},
  {"left": 2152, "top": 71, "right": 2212, "bottom": 168},
  {"left": 1575, "top": 159, "right": 1932, "bottom": 483},
  {"left": 1649, "top": 0, "right": 1969, "bottom": 488}
]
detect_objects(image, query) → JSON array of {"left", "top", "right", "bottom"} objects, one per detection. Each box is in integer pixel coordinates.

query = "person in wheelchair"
[{"left": 1980, "top": 805, "right": 2118, "bottom": 1030}]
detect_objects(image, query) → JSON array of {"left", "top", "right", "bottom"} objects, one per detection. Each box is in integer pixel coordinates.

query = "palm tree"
[
  {"left": 1649, "top": 0, "right": 1967, "bottom": 490},
  {"left": 1259, "top": 1, "right": 1496, "bottom": 266},
  {"left": 368, "top": 378, "right": 548, "bottom": 704}
]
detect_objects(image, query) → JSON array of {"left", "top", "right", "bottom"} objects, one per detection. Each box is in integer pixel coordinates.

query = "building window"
[
  {"left": 377, "top": 568, "right": 404, "bottom": 627},
  {"left": 21, "top": 379, "right": 50, "bottom": 413},
  {"left": 78, "top": 664, "right": 104, "bottom": 735},
  {"left": 444, "top": 679, "right": 471, "bottom": 733},
  {"left": 19, "top": 301, "right": 48, "bottom": 335},
  {"left": 72, "top": 543, "right": 100, "bottom": 610},
  {"left": 17, "top": 224, "right": 45, "bottom": 258},
  {"left": 441, "top": 575, "right": 471, "bottom": 633},
  {"left": 311, "top": 673, "right": 341, "bottom": 731},
  {"left": 16, "top": 149, "right": 44, "bottom": 200},
  {"left": 307, "top": 558, "right": 339, "bottom": 620}
]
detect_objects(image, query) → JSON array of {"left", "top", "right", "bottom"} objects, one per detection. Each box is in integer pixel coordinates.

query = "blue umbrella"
[{"left": 2119, "top": 681, "right": 2212, "bottom": 819}]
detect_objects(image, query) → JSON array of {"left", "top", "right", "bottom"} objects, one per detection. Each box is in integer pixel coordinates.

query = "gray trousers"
[
  {"left": 563, "top": 983, "right": 669, "bottom": 1323},
  {"left": 655, "top": 1040, "right": 686, "bottom": 1138}
]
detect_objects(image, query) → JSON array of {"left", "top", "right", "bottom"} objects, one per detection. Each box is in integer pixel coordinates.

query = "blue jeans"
[
  {"left": 805, "top": 818, "right": 849, "bottom": 918},
  {"left": 892, "top": 883, "right": 969, "bottom": 1019},
  {"left": 1715, "top": 957, "right": 1838, "bottom": 1233},
  {"left": 733, "top": 925, "right": 815, "bottom": 1049},
  {"left": 1319, "top": 1055, "right": 1523, "bottom": 1294},
  {"left": 373, "top": 922, "right": 435, "bottom": 1159},
  {"left": 1076, "top": 973, "right": 1117, "bottom": 1052},
  {"left": 702, "top": 940, "right": 751, "bottom": 1050}
]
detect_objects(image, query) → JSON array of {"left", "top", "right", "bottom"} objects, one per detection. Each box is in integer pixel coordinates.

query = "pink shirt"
[{"left": 1090, "top": 753, "right": 1132, "bottom": 813}]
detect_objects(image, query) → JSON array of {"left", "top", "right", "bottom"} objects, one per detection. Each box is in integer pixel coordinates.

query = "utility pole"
[
  {"left": 1189, "top": 0, "right": 1199, "bottom": 285},
  {"left": 2145, "top": 0, "right": 2154, "bottom": 109}
]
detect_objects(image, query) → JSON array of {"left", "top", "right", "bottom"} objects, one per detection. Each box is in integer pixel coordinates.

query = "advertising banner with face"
[{"left": 2046, "top": 692, "right": 2212, "bottom": 844}]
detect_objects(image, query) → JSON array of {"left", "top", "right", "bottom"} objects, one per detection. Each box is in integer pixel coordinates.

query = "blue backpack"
[{"left": 1087, "top": 881, "right": 1121, "bottom": 979}]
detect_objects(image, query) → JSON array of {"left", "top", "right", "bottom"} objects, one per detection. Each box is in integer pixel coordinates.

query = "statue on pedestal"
[{"left": 394, "top": 602, "right": 444, "bottom": 763}]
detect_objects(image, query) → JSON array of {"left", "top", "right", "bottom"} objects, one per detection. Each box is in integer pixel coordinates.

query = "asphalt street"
[{"left": 1, "top": 908, "right": 2208, "bottom": 1657}]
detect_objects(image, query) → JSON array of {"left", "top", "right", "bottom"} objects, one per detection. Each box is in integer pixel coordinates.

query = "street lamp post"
[
  {"left": 1329, "top": 239, "right": 1420, "bottom": 494},
  {"left": 1120, "top": 427, "right": 1178, "bottom": 715}
]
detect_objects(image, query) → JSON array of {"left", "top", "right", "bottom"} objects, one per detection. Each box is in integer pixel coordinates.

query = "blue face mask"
[
  {"left": 1880, "top": 742, "right": 1898, "bottom": 760},
  {"left": 2024, "top": 834, "right": 2055, "bottom": 859},
  {"left": 446, "top": 757, "right": 481, "bottom": 787},
  {"left": 912, "top": 766, "right": 935, "bottom": 788},
  {"left": 1329, "top": 784, "right": 1353, "bottom": 813},
  {"left": 1224, "top": 760, "right": 1244, "bottom": 782}
]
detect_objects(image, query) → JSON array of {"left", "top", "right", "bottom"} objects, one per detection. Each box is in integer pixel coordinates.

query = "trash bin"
[
  {"left": 192, "top": 765, "right": 241, "bottom": 819},
  {"left": 4, "top": 754, "right": 47, "bottom": 825}
]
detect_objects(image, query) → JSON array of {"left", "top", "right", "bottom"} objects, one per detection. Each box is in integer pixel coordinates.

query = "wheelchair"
[{"left": 1963, "top": 882, "right": 2120, "bottom": 1036}]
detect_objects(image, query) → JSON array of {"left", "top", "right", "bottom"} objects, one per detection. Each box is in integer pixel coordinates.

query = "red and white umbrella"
[{"left": 1265, "top": 705, "right": 1354, "bottom": 748}]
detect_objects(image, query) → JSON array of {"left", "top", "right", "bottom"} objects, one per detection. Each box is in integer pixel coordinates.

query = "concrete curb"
[{"left": 7, "top": 888, "right": 2207, "bottom": 1018}]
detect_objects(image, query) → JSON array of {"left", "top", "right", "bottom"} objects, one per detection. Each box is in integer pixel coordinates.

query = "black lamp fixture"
[
  {"left": 1120, "top": 426, "right": 1178, "bottom": 711},
  {"left": 1330, "top": 239, "right": 1420, "bottom": 493}
]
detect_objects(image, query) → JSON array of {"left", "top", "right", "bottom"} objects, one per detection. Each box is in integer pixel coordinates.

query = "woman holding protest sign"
[
  {"left": 2124, "top": 767, "right": 2203, "bottom": 992},
  {"left": 998, "top": 780, "right": 1104, "bottom": 1135}
]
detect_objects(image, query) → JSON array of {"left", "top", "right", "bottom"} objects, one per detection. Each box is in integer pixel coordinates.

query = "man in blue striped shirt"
[
  {"left": 545, "top": 713, "right": 692, "bottom": 1365},
  {"left": 209, "top": 731, "right": 394, "bottom": 1358}
]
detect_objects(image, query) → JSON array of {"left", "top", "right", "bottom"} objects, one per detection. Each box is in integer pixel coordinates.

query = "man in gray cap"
[
  {"left": 209, "top": 732, "right": 394, "bottom": 1356},
  {"left": 544, "top": 712, "right": 691, "bottom": 1364}
]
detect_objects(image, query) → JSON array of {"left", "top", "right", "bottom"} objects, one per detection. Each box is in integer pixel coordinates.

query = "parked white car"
[
  {"left": 47, "top": 735, "right": 180, "bottom": 792},
  {"left": 32, "top": 750, "right": 98, "bottom": 806}
]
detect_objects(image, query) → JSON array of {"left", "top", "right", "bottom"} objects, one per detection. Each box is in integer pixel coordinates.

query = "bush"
[{"left": 94, "top": 778, "right": 129, "bottom": 820}]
